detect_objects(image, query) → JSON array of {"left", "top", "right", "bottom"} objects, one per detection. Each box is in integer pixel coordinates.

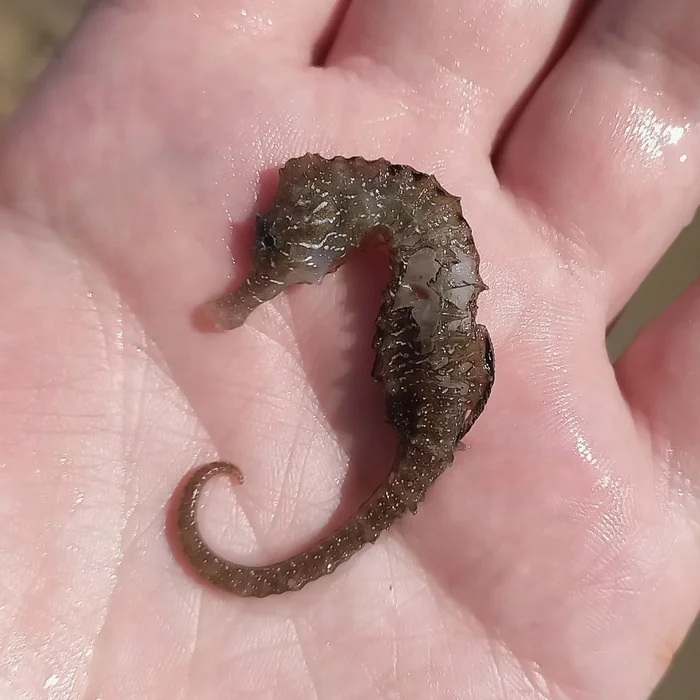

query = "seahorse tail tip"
[
  {"left": 192, "top": 460, "right": 245, "bottom": 486},
  {"left": 178, "top": 461, "right": 245, "bottom": 528}
]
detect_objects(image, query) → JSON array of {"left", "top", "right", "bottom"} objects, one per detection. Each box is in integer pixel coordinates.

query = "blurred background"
[{"left": 0, "top": 0, "right": 698, "bottom": 697}]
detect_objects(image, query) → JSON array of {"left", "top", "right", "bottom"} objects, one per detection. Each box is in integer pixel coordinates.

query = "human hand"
[{"left": 0, "top": 1, "right": 698, "bottom": 698}]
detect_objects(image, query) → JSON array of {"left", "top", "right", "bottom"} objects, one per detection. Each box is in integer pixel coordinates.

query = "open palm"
[{"left": 1, "top": 1, "right": 699, "bottom": 698}]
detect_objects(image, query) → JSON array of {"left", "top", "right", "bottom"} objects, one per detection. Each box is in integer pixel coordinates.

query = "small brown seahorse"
[{"left": 176, "top": 154, "right": 494, "bottom": 597}]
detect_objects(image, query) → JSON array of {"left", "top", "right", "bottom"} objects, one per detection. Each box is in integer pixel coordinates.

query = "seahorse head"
[{"left": 250, "top": 156, "right": 358, "bottom": 287}]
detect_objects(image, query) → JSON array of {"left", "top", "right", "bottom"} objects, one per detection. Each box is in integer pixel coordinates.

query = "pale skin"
[{"left": 0, "top": 0, "right": 698, "bottom": 697}]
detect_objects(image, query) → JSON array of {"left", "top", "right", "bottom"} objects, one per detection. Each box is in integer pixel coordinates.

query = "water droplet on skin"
[
  {"left": 576, "top": 434, "right": 598, "bottom": 466},
  {"left": 680, "top": 153, "right": 688, "bottom": 163},
  {"left": 623, "top": 105, "right": 690, "bottom": 161}
]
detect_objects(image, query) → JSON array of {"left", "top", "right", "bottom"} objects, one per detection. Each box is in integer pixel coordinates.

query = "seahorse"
[{"left": 176, "top": 154, "right": 494, "bottom": 597}]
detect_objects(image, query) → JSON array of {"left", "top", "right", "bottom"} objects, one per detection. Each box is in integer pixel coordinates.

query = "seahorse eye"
[{"left": 256, "top": 215, "right": 276, "bottom": 251}]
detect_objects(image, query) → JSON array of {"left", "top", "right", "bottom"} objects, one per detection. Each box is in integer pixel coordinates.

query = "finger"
[
  {"left": 325, "top": 0, "right": 590, "bottom": 143},
  {"left": 497, "top": 0, "right": 700, "bottom": 317},
  {"left": 96, "top": 0, "right": 348, "bottom": 65},
  {"left": 615, "top": 279, "right": 700, "bottom": 515}
]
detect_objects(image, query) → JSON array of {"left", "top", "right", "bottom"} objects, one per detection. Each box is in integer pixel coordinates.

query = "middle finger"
[{"left": 325, "top": 0, "right": 590, "bottom": 145}]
